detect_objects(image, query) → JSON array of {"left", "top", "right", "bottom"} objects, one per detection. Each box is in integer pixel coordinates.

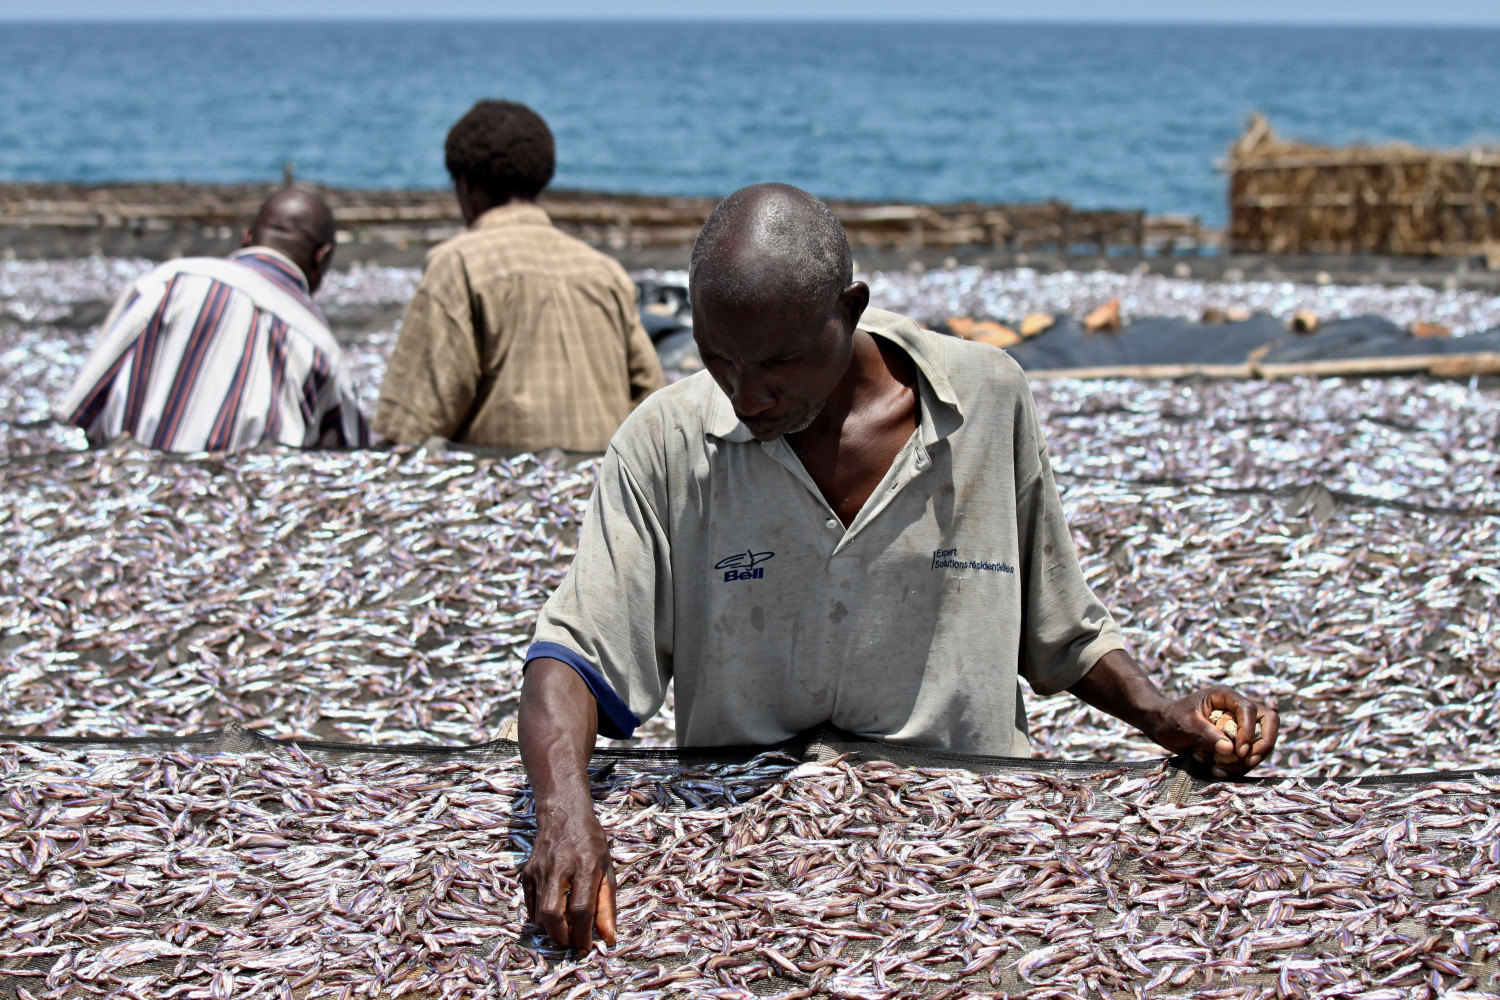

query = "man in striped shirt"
[{"left": 59, "top": 190, "right": 369, "bottom": 452}]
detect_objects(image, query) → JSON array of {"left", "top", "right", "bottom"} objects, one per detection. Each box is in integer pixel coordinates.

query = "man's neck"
[
  {"left": 794, "top": 331, "right": 916, "bottom": 444},
  {"left": 463, "top": 192, "right": 538, "bottom": 226},
  {"left": 787, "top": 329, "right": 920, "bottom": 526}
]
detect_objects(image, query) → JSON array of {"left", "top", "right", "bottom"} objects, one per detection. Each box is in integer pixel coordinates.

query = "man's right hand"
[
  {"left": 517, "top": 657, "right": 619, "bottom": 950},
  {"left": 522, "top": 801, "right": 618, "bottom": 949}
]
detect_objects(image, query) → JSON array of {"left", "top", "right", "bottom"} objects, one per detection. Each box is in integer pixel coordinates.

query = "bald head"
[
  {"left": 689, "top": 183, "right": 853, "bottom": 318},
  {"left": 689, "top": 185, "right": 871, "bottom": 442},
  {"left": 244, "top": 189, "right": 337, "bottom": 293}
]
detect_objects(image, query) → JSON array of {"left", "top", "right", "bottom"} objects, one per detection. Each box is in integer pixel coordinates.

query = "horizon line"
[{"left": 4, "top": 16, "right": 1500, "bottom": 27}]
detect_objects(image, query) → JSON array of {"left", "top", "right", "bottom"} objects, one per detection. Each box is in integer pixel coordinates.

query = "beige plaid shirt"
[{"left": 374, "top": 203, "right": 665, "bottom": 451}]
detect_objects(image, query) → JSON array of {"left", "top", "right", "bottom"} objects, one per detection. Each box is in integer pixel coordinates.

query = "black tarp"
[
  {"left": 1262, "top": 317, "right": 1500, "bottom": 363},
  {"left": 1005, "top": 314, "right": 1286, "bottom": 370},
  {"left": 1004, "top": 313, "right": 1500, "bottom": 373},
  {"left": 639, "top": 280, "right": 1500, "bottom": 374}
]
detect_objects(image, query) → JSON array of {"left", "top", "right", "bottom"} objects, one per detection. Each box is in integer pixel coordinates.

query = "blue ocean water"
[{"left": 1, "top": 21, "right": 1498, "bottom": 224}]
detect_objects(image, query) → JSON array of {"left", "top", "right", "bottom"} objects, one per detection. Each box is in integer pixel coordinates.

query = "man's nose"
[{"left": 731, "top": 369, "right": 775, "bottom": 417}]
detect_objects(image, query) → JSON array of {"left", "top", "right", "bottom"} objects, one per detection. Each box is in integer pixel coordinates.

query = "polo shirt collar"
[
  {"left": 704, "top": 378, "right": 755, "bottom": 442},
  {"left": 702, "top": 313, "right": 965, "bottom": 447},
  {"left": 870, "top": 316, "right": 964, "bottom": 447},
  {"left": 473, "top": 202, "right": 553, "bottom": 231}
]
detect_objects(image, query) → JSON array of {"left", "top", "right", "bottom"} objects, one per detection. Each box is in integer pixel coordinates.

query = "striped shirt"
[{"left": 59, "top": 247, "right": 369, "bottom": 452}]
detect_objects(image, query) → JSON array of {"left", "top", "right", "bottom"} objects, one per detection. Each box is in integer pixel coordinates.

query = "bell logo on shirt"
[{"left": 715, "top": 550, "right": 774, "bottom": 582}]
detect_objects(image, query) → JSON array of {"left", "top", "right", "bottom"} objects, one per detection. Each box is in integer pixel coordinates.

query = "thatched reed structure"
[{"left": 1227, "top": 114, "right": 1500, "bottom": 258}]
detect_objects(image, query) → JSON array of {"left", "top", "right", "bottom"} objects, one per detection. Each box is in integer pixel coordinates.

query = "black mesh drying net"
[{"left": 2, "top": 725, "right": 1498, "bottom": 1000}]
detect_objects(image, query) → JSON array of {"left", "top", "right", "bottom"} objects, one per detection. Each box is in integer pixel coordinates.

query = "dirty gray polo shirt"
[{"left": 525, "top": 307, "right": 1124, "bottom": 756}]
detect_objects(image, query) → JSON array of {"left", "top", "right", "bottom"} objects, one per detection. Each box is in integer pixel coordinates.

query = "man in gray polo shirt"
[{"left": 517, "top": 183, "right": 1280, "bottom": 949}]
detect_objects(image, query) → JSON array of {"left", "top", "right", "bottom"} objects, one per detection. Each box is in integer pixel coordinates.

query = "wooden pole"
[{"left": 1021, "top": 353, "right": 1500, "bottom": 382}]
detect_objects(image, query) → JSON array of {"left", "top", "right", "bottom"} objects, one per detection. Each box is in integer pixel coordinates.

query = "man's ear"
[
  {"left": 841, "top": 280, "right": 870, "bottom": 330},
  {"left": 315, "top": 242, "right": 335, "bottom": 268},
  {"left": 453, "top": 175, "right": 479, "bottom": 225},
  {"left": 241, "top": 227, "right": 255, "bottom": 248}
]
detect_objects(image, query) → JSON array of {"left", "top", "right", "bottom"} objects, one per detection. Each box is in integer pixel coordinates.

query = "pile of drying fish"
[
  {"left": 5, "top": 257, "right": 1500, "bottom": 430},
  {"left": 0, "top": 374, "right": 1496, "bottom": 773},
  {"left": 2, "top": 363, "right": 1496, "bottom": 771},
  {"left": 3, "top": 256, "right": 1500, "bottom": 996},
  {"left": 1, "top": 745, "right": 1498, "bottom": 999},
  {"left": 12, "top": 257, "right": 1500, "bottom": 336},
  {"left": 1026, "top": 374, "right": 1499, "bottom": 774},
  {"left": 0, "top": 446, "right": 600, "bottom": 746},
  {"left": 1033, "top": 376, "right": 1500, "bottom": 511},
  {"left": 1027, "top": 481, "right": 1500, "bottom": 774},
  {"left": 0, "top": 258, "right": 419, "bottom": 326}
]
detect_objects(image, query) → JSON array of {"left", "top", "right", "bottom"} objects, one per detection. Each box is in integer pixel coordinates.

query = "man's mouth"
[
  {"left": 739, "top": 414, "right": 786, "bottom": 439},
  {"left": 738, "top": 404, "right": 821, "bottom": 440}
]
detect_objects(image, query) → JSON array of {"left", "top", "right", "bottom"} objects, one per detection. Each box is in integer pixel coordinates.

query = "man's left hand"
[
  {"left": 1143, "top": 685, "right": 1279, "bottom": 779},
  {"left": 1068, "top": 650, "right": 1280, "bottom": 779}
]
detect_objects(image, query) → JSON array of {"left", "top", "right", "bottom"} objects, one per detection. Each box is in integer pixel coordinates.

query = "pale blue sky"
[{"left": 2, "top": 0, "right": 1498, "bottom": 24}]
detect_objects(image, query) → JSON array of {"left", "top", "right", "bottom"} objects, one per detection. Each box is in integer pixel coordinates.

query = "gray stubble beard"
[{"left": 784, "top": 402, "right": 825, "bottom": 436}]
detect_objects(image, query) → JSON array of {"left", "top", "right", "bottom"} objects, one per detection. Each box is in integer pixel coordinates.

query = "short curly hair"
[{"left": 444, "top": 100, "right": 555, "bottom": 200}]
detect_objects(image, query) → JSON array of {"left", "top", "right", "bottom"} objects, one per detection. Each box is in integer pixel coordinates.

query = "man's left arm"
[
  {"left": 1069, "top": 649, "right": 1279, "bottom": 778},
  {"left": 295, "top": 331, "right": 370, "bottom": 448},
  {"left": 313, "top": 369, "right": 372, "bottom": 448},
  {"left": 1011, "top": 386, "right": 1278, "bottom": 776},
  {"left": 617, "top": 275, "right": 666, "bottom": 404}
]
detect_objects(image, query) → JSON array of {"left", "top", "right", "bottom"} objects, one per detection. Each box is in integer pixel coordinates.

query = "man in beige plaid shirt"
[{"left": 375, "top": 100, "right": 664, "bottom": 452}]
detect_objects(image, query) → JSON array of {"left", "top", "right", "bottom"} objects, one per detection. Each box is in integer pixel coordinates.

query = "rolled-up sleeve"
[
  {"left": 526, "top": 446, "right": 674, "bottom": 739},
  {"left": 1013, "top": 394, "right": 1125, "bottom": 695},
  {"left": 373, "top": 249, "right": 480, "bottom": 443}
]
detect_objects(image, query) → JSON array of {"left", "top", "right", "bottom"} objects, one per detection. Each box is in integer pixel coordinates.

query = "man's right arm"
[
  {"left": 518, "top": 437, "right": 675, "bottom": 949},
  {"left": 56, "top": 281, "right": 158, "bottom": 442},
  {"left": 518, "top": 657, "right": 617, "bottom": 950},
  {"left": 372, "top": 251, "right": 481, "bottom": 443}
]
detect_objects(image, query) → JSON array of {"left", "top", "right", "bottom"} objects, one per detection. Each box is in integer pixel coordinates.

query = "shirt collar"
[
  {"left": 703, "top": 308, "right": 964, "bottom": 447},
  {"left": 230, "top": 246, "right": 311, "bottom": 297},
  {"left": 705, "top": 378, "right": 754, "bottom": 442},
  {"left": 472, "top": 202, "right": 553, "bottom": 231}
]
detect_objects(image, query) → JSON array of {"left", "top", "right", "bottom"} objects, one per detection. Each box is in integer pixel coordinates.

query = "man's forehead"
[
  {"left": 693, "top": 295, "right": 833, "bottom": 357},
  {"left": 691, "top": 251, "right": 827, "bottom": 315}
]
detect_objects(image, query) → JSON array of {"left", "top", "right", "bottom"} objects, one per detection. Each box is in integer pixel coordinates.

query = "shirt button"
[{"left": 826, "top": 518, "right": 839, "bottom": 529}]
